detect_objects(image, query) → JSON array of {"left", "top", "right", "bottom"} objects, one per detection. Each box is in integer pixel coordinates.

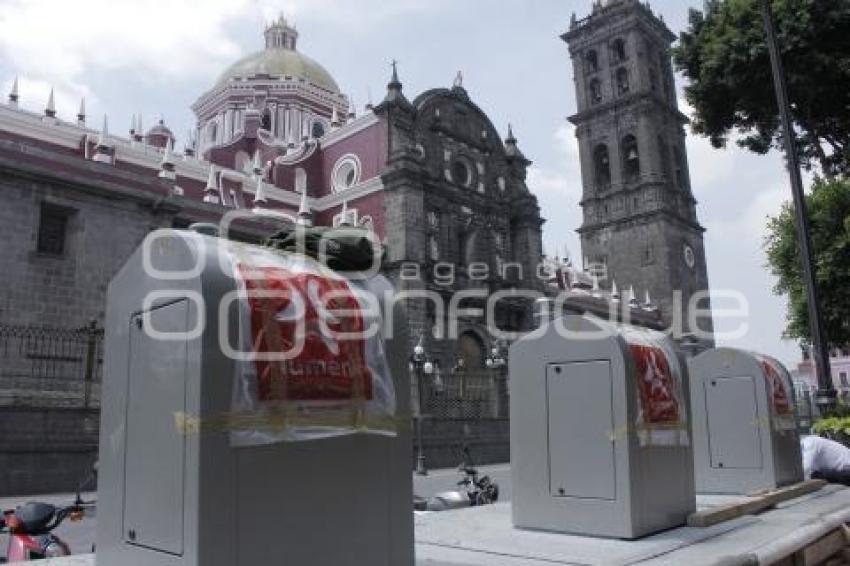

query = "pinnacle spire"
[
  {"left": 203, "top": 167, "right": 220, "bottom": 204},
  {"left": 8, "top": 76, "right": 19, "bottom": 107},
  {"left": 184, "top": 130, "right": 196, "bottom": 158},
  {"left": 389, "top": 59, "right": 400, "bottom": 89},
  {"left": 158, "top": 138, "right": 176, "bottom": 180},
  {"left": 339, "top": 200, "right": 351, "bottom": 226},
  {"left": 610, "top": 279, "right": 620, "bottom": 301},
  {"left": 252, "top": 149, "right": 263, "bottom": 175},
  {"left": 76, "top": 97, "right": 85, "bottom": 126},
  {"left": 627, "top": 285, "right": 639, "bottom": 308},
  {"left": 330, "top": 105, "right": 341, "bottom": 128},
  {"left": 92, "top": 115, "right": 112, "bottom": 164},
  {"left": 643, "top": 289, "right": 654, "bottom": 311},
  {"left": 296, "top": 187, "right": 313, "bottom": 226},
  {"left": 504, "top": 123, "right": 529, "bottom": 164},
  {"left": 378, "top": 59, "right": 412, "bottom": 111},
  {"left": 253, "top": 179, "right": 267, "bottom": 208},
  {"left": 365, "top": 87, "right": 373, "bottom": 111},
  {"left": 45, "top": 87, "right": 56, "bottom": 118},
  {"left": 96, "top": 114, "right": 109, "bottom": 147},
  {"left": 252, "top": 172, "right": 267, "bottom": 208}
]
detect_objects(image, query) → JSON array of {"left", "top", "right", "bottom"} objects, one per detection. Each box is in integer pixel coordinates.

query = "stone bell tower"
[{"left": 562, "top": 0, "right": 713, "bottom": 344}]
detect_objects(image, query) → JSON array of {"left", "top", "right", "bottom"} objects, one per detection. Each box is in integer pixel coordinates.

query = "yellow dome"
[{"left": 218, "top": 47, "right": 340, "bottom": 94}]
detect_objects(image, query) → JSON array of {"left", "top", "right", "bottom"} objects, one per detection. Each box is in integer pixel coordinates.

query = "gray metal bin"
[
  {"left": 95, "top": 229, "right": 413, "bottom": 566},
  {"left": 688, "top": 348, "right": 803, "bottom": 494},
  {"left": 509, "top": 314, "right": 695, "bottom": 539}
]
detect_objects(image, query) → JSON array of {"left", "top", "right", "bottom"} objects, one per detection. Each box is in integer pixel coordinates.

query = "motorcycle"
[
  {"left": 0, "top": 462, "right": 96, "bottom": 562},
  {"left": 414, "top": 454, "right": 500, "bottom": 512},
  {"left": 0, "top": 502, "right": 84, "bottom": 561}
]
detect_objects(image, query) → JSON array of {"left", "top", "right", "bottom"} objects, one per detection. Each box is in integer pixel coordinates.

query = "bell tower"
[{"left": 562, "top": 0, "right": 713, "bottom": 344}]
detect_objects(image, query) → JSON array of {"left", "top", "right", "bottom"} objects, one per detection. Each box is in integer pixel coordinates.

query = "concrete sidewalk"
[
  {"left": 11, "top": 484, "right": 850, "bottom": 565},
  {"left": 0, "top": 464, "right": 510, "bottom": 563}
]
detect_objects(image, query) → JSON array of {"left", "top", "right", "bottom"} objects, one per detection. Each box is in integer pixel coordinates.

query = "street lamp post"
[
  {"left": 485, "top": 341, "right": 508, "bottom": 418},
  {"left": 410, "top": 335, "right": 434, "bottom": 476},
  {"left": 760, "top": 0, "right": 836, "bottom": 415}
]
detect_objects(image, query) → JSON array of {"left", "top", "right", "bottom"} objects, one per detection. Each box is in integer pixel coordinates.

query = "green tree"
[
  {"left": 765, "top": 177, "right": 850, "bottom": 345},
  {"left": 672, "top": 0, "right": 850, "bottom": 175}
]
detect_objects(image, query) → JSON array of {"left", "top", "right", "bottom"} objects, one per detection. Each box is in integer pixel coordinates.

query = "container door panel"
[
  {"left": 123, "top": 299, "right": 188, "bottom": 555},
  {"left": 705, "top": 375, "right": 763, "bottom": 470},
  {"left": 546, "top": 361, "right": 615, "bottom": 500}
]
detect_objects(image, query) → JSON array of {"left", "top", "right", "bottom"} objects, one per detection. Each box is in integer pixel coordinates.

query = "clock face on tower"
[{"left": 683, "top": 244, "right": 695, "bottom": 269}]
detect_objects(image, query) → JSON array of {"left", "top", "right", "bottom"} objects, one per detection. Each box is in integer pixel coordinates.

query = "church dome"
[
  {"left": 217, "top": 15, "right": 339, "bottom": 94},
  {"left": 218, "top": 49, "right": 340, "bottom": 93}
]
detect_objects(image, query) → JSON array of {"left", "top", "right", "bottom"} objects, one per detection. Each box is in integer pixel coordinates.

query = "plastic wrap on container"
[
  {"left": 226, "top": 242, "right": 396, "bottom": 446},
  {"left": 754, "top": 352, "right": 796, "bottom": 432},
  {"left": 620, "top": 325, "right": 689, "bottom": 447}
]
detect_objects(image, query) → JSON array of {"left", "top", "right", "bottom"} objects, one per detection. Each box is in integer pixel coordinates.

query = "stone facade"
[
  {"left": 563, "top": 0, "right": 713, "bottom": 345},
  {"left": 376, "top": 82, "right": 544, "bottom": 375}
]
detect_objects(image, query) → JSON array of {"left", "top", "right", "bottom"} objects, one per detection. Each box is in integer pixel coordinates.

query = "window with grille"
[{"left": 37, "top": 204, "right": 71, "bottom": 255}]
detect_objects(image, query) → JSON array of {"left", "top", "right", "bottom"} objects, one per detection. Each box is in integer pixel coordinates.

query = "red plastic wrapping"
[
  {"left": 226, "top": 243, "right": 397, "bottom": 446},
  {"left": 621, "top": 325, "right": 689, "bottom": 446}
]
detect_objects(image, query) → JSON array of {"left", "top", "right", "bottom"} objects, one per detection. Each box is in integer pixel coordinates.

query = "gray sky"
[{"left": 0, "top": 0, "right": 803, "bottom": 367}]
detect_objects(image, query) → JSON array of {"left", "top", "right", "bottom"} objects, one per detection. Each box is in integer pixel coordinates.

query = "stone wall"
[
  {"left": 0, "top": 407, "right": 99, "bottom": 496},
  {"left": 0, "top": 168, "right": 168, "bottom": 329}
]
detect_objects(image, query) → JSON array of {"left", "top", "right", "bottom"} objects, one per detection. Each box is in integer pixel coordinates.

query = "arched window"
[
  {"left": 674, "top": 147, "right": 687, "bottom": 189},
  {"left": 585, "top": 50, "right": 599, "bottom": 73},
  {"left": 612, "top": 38, "right": 627, "bottom": 62},
  {"left": 589, "top": 78, "right": 602, "bottom": 104},
  {"left": 657, "top": 135, "right": 671, "bottom": 180},
  {"left": 260, "top": 109, "right": 272, "bottom": 131},
  {"left": 452, "top": 159, "right": 471, "bottom": 186},
  {"left": 593, "top": 144, "right": 611, "bottom": 188},
  {"left": 616, "top": 67, "right": 630, "bottom": 95},
  {"left": 457, "top": 332, "right": 484, "bottom": 370},
  {"left": 621, "top": 135, "right": 640, "bottom": 180},
  {"left": 312, "top": 120, "right": 325, "bottom": 139}
]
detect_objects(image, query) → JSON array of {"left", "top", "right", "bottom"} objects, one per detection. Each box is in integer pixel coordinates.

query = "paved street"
[{"left": 0, "top": 463, "right": 511, "bottom": 560}]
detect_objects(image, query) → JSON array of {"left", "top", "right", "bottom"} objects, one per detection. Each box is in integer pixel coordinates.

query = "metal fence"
[
  {"left": 420, "top": 370, "right": 509, "bottom": 420},
  {"left": 0, "top": 321, "right": 103, "bottom": 408}
]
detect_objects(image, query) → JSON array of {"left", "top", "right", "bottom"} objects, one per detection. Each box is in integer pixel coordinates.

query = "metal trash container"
[
  {"left": 96, "top": 228, "right": 413, "bottom": 566},
  {"left": 688, "top": 348, "right": 803, "bottom": 494},
  {"left": 509, "top": 314, "right": 695, "bottom": 539}
]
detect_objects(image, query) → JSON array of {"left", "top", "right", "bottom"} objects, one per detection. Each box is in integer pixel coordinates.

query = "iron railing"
[
  {"left": 0, "top": 321, "right": 103, "bottom": 408},
  {"left": 421, "top": 370, "right": 509, "bottom": 420}
]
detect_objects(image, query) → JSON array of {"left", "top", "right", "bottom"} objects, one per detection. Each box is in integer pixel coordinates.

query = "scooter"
[
  {"left": 414, "top": 449, "right": 500, "bottom": 512},
  {"left": 0, "top": 462, "right": 97, "bottom": 562},
  {"left": 0, "top": 502, "right": 83, "bottom": 561}
]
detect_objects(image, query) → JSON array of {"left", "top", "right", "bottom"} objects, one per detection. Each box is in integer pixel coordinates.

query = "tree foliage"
[
  {"left": 765, "top": 177, "right": 850, "bottom": 346},
  {"left": 672, "top": 0, "right": 850, "bottom": 176}
]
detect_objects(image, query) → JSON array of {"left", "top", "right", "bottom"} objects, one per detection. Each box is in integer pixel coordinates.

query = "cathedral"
[
  {"left": 0, "top": 15, "right": 545, "bottom": 371},
  {"left": 0, "top": 2, "right": 712, "bottom": 485}
]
